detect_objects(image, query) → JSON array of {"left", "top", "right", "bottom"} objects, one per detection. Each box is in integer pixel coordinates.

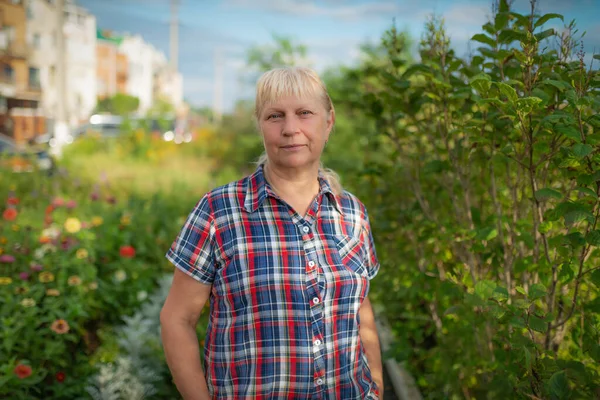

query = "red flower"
[
  {"left": 14, "top": 364, "right": 32, "bottom": 379},
  {"left": 55, "top": 371, "right": 66, "bottom": 382},
  {"left": 119, "top": 245, "right": 136, "bottom": 258},
  {"left": 3, "top": 208, "right": 17, "bottom": 221},
  {"left": 45, "top": 205, "right": 54, "bottom": 215},
  {"left": 7, "top": 197, "right": 19, "bottom": 205}
]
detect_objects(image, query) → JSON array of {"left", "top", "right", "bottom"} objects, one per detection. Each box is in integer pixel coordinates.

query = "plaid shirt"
[{"left": 166, "top": 165, "right": 380, "bottom": 399}]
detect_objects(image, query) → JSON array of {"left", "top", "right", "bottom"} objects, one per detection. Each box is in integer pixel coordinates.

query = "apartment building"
[{"left": 0, "top": 0, "right": 44, "bottom": 143}]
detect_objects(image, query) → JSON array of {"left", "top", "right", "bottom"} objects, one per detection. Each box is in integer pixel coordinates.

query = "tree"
[{"left": 95, "top": 93, "right": 140, "bottom": 116}]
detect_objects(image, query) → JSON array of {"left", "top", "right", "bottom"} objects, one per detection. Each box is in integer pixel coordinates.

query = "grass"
[{"left": 58, "top": 137, "right": 215, "bottom": 202}]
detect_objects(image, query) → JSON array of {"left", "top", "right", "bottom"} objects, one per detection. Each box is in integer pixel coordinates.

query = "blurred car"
[{"left": 0, "top": 134, "right": 55, "bottom": 173}]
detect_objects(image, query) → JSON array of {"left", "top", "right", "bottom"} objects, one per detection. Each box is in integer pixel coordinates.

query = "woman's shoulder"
[
  {"left": 199, "top": 175, "right": 247, "bottom": 205},
  {"left": 335, "top": 189, "right": 369, "bottom": 217}
]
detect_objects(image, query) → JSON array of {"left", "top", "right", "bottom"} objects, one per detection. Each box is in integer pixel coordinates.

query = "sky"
[{"left": 77, "top": 0, "right": 600, "bottom": 113}]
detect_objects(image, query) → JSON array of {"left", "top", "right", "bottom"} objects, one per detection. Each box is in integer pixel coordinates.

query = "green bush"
[{"left": 335, "top": 1, "right": 599, "bottom": 398}]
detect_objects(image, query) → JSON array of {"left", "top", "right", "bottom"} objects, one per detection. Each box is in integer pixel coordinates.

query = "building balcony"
[{"left": 0, "top": 40, "right": 29, "bottom": 60}]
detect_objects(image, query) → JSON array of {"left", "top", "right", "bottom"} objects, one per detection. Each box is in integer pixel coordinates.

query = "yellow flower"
[
  {"left": 67, "top": 275, "right": 82, "bottom": 286},
  {"left": 0, "top": 237, "right": 7, "bottom": 244},
  {"left": 46, "top": 289, "right": 60, "bottom": 296},
  {"left": 0, "top": 277, "right": 13, "bottom": 285},
  {"left": 21, "top": 298, "right": 36, "bottom": 307},
  {"left": 15, "top": 286, "right": 29, "bottom": 295},
  {"left": 0, "top": 248, "right": 3, "bottom": 255},
  {"left": 120, "top": 215, "right": 131, "bottom": 226},
  {"left": 39, "top": 272, "right": 55, "bottom": 283},
  {"left": 91, "top": 216, "right": 103, "bottom": 227},
  {"left": 12, "top": 224, "right": 20, "bottom": 232},
  {"left": 88, "top": 282, "right": 98, "bottom": 290},
  {"left": 76, "top": 249, "right": 89, "bottom": 259},
  {"left": 9, "top": 184, "right": 16, "bottom": 191},
  {"left": 64, "top": 218, "right": 81, "bottom": 234}
]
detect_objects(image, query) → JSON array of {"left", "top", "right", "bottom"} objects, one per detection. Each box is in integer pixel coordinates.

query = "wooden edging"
[{"left": 374, "top": 308, "right": 423, "bottom": 400}]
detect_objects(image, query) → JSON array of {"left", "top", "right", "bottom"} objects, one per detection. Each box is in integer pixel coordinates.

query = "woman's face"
[{"left": 259, "top": 94, "right": 334, "bottom": 172}]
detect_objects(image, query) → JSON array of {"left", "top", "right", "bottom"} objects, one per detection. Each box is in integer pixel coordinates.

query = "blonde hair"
[{"left": 254, "top": 67, "right": 343, "bottom": 195}]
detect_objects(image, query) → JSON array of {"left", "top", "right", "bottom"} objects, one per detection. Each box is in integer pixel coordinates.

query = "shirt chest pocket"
[{"left": 330, "top": 234, "right": 368, "bottom": 277}]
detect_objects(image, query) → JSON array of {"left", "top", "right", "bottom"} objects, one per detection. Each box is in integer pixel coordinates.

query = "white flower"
[
  {"left": 114, "top": 270, "right": 127, "bottom": 283},
  {"left": 42, "top": 225, "right": 61, "bottom": 240},
  {"left": 137, "top": 291, "right": 148, "bottom": 301}
]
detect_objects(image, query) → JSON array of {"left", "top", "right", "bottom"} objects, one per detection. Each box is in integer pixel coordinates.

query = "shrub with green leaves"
[{"left": 336, "top": 1, "right": 599, "bottom": 398}]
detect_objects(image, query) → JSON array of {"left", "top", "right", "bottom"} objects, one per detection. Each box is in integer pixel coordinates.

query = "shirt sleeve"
[
  {"left": 362, "top": 209, "right": 380, "bottom": 281},
  {"left": 165, "top": 193, "right": 216, "bottom": 284}
]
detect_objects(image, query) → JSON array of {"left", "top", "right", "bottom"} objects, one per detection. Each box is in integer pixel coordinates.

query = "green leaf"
[
  {"left": 523, "top": 347, "right": 533, "bottom": 374},
  {"left": 516, "top": 286, "right": 526, "bottom": 295},
  {"left": 495, "top": 82, "right": 518, "bottom": 103},
  {"left": 586, "top": 230, "right": 600, "bottom": 246},
  {"left": 516, "top": 97, "right": 542, "bottom": 114},
  {"left": 565, "top": 232, "right": 586, "bottom": 247},
  {"left": 471, "top": 33, "right": 496, "bottom": 47},
  {"left": 498, "top": 29, "right": 527, "bottom": 44},
  {"left": 535, "top": 188, "right": 562, "bottom": 201},
  {"left": 534, "top": 13, "right": 564, "bottom": 28},
  {"left": 576, "top": 187, "right": 598, "bottom": 199},
  {"left": 529, "top": 283, "right": 547, "bottom": 300},
  {"left": 571, "top": 143, "right": 593, "bottom": 159},
  {"left": 470, "top": 73, "right": 492, "bottom": 94},
  {"left": 555, "top": 124, "right": 582, "bottom": 142},
  {"left": 547, "top": 371, "right": 571, "bottom": 400},
  {"left": 534, "top": 28, "right": 555, "bottom": 41},
  {"left": 559, "top": 262, "right": 576, "bottom": 284},
  {"left": 529, "top": 315, "right": 547, "bottom": 333},
  {"left": 495, "top": 11, "right": 510, "bottom": 30},
  {"left": 492, "top": 286, "right": 509, "bottom": 302},
  {"left": 591, "top": 270, "right": 600, "bottom": 288},
  {"left": 594, "top": 54, "right": 600, "bottom": 60},
  {"left": 475, "top": 279, "right": 497, "bottom": 299},
  {"left": 476, "top": 227, "right": 498, "bottom": 241},
  {"left": 401, "top": 64, "right": 432, "bottom": 79},
  {"left": 539, "top": 221, "right": 553, "bottom": 234},
  {"left": 540, "top": 79, "right": 571, "bottom": 91},
  {"left": 564, "top": 209, "right": 594, "bottom": 226}
]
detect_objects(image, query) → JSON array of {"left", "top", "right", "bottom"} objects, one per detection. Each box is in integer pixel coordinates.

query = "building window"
[
  {"left": 29, "top": 67, "right": 41, "bottom": 89},
  {"left": 32, "top": 33, "right": 41, "bottom": 49},
  {"left": 2, "top": 64, "right": 14, "bottom": 83},
  {"left": 27, "top": 2, "right": 34, "bottom": 19}
]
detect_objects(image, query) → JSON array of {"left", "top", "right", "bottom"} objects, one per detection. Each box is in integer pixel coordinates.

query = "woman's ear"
[{"left": 326, "top": 110, "right": 336, "bottom": 134}]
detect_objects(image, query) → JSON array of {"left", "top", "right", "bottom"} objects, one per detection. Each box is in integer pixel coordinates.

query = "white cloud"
[{"left": 222, "top": 0, "right": 402, "bottom": 20}]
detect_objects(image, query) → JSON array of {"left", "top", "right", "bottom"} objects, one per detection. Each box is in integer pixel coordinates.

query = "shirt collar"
[{"left": 244, "top": 164, "right": 343, "bottom": 215}]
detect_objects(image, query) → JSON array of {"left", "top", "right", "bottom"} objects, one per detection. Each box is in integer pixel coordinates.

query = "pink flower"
[
  {"left": 52, "top": 197, "right": 64, "bottom": 207},
  {"left": 90, "top": 192, "right": 99, "bottom": 201},
  {"left": 18, "top": 272, "right": 29, "bottom": 280},
  {"left": 66, "top": 200, "right": 77, "bottom": 209},
  {"left": 0, "top": 254, "right": 15, "bottom": 263},
  {"left": 30, "top": 263, "right": 43, "bottom": 272}
]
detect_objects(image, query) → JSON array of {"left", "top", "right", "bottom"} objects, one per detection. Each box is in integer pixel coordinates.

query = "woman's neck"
[{"left": 263, "top": 163, "right": 320, "bottom": 210}]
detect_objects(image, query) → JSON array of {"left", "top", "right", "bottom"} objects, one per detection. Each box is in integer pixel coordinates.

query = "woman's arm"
[
  {"left": 359, "top": 296, "right": 384, "bottom": 398},
  {"left": 160, "top": 268, "right": 213, "bottom": 400}
]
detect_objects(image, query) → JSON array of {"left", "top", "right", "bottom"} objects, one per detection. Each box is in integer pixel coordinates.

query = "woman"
[{"left": 160, "top": 67, "right": 383, "bottom": 399}]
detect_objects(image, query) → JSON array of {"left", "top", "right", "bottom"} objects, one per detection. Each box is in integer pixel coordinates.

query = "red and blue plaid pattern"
[{"left": 166, "top": 165, "right": 380, "bottom": 399}]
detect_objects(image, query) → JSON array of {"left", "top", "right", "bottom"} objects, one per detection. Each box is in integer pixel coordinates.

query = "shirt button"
[
  {"left": 316, "top": 378, "right": 324, "bottom": 386},
  {"left": 308, "top": 261, "right": 315, "bottom": 268},
  {"left": 314, "top": 339, "right": 321, "bottom": 346},
  {"left": 302, "top": 226, "right": 310, "bottom": 233},
  {"left": 312, "top": 297, "right": 320, "bottom": 305}
]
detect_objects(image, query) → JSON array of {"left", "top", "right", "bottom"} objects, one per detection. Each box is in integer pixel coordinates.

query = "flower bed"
[{"left": 0, "top": 169, "right": 201, "bottom": 399}]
